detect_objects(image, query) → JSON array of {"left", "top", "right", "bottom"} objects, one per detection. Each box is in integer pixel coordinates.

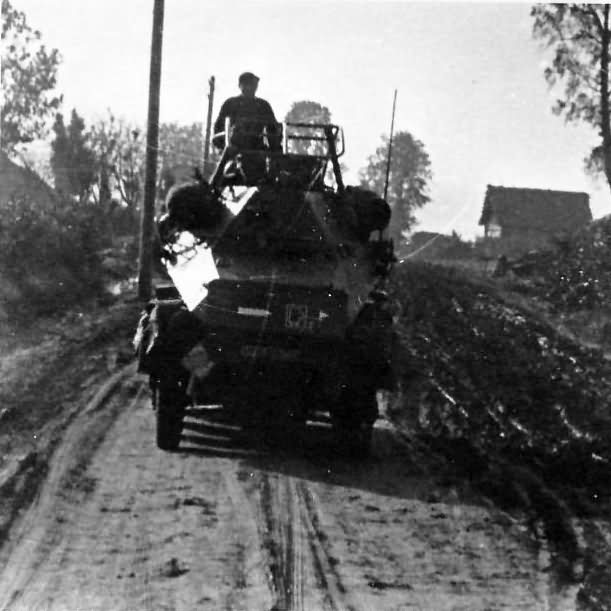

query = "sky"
[{"left": 13, "top": 0, "right": 610, "bottom": 238}]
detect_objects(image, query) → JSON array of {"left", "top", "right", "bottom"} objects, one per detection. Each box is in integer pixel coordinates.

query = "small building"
[
  {"left": 0, "top": 150, "right": 57, "bottom": 209},
  {"left": 478, "top": 185, "right": 592, "bottom": 256}
]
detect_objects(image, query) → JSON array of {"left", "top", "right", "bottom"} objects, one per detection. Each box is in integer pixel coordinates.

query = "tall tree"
[
  {"left": 50, "top": 109, "right": 96, "bottom": 202},
  {"left": 157, "top": 122, "right": 203, "bottom": 200},
  {"left": 158, "top": 122, "right": 222, "bottom": 195},
  {"left": 1, "top": 0, "right": 62, "bottom": 152},
  {"left": 285, "top": 101, "right": 332, "bottom": 154},
  {"left": 359, "top": 131, "right": 432, "bottom": 245},
  {"left": 89, "top": 112, "right": 144, "bottom": 209},
  {"left": 89, "top": 118, "right": 220, "bottom": 211},
  {"left": 158, "top": 122, "right": 203, "bottom": 168},
  {"left": 285, "top": 100, "right": 332, "bottom": 123},
  {"left": 532, "top": 4, "right": 611, "bottom": 193}
]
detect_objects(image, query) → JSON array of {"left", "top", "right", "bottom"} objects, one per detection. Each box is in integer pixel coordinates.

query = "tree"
[
  {"left": 157, "top": 122, "right": 203, "bottom": 200},
  {"left": 285, "top": 100, "right": 332, "bottom": 124},
  {"left": 89, "top": 118, "right": 219, "bottom": 212},
  {"left": 1, "top": 0, "right": 62, "bottom": 152},
  {"left": 89, "top": 112, "right": 144, "bottom": 209},
  {"left": 359, "top": 131, "right": 432, "bottom": 245},
  {"left": 50, "top": 109, "right": 96, "bottom": 202},
  {"left": 531, "top": 4, "right": 611, "bottom": 193},
  {"left": 158, "top": 121, "right": 203, "bottom": 192},
  {"left": 157, "top": 122, "right": 223, "bottom": 195},
  {"left": 159, "top": 122, "right": 204, "bottom": 169},
  {"left": 285, "top": 100, "right": 332, "bottom": 155}
]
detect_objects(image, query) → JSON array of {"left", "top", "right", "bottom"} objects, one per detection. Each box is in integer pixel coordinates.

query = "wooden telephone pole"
[
  {"left": 138, "top": 0, "right": 165, "bottom": 301},
  {"left": 203, "top": 76, "right": 215, "bottom": 178}
]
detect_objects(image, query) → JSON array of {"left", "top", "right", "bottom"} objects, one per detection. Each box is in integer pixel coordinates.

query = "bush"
[
  {"left": 508, "top": 215, "right": 611, "bottom": 312},
  {"left": 0, "top": 194, "right": 111, "bottom": 316},
  {"left": 388, "top": 262, "right": 611, "bottom": 480}
]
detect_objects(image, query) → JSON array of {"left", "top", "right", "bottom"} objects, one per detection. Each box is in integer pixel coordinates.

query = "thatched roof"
[
  {"left": 0, "top": 151, "right": 56, "bottom": 208},
  {"left": 478, "top": 185, "right": 592, "bottom": 232}
]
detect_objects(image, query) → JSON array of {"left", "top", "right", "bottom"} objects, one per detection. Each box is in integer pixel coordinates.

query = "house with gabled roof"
[
  {"left": 478, "top": 185, "right": 592, "bottom": 255},
  {"left": 0, "top": 150, "right": 57, "bottom": 209}
]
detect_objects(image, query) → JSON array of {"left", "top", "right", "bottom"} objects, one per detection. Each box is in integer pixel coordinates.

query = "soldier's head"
[{"left": 238, "top": 72, "right": 259, "bottom": 98}]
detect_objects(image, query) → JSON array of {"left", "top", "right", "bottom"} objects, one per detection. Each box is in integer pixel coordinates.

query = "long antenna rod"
[{"left": 383, "top": 89, "right": 397, "bottom": 201}]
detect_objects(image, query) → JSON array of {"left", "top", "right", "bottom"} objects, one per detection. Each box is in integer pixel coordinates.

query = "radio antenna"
[{"left": 383, "top": 89, "right": 397, "bottom": 201}]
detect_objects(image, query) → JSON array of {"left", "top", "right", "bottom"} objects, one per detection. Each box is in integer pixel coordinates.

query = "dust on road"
[{"left": 0, "top": 373, "right": 585, "bottom": 610}]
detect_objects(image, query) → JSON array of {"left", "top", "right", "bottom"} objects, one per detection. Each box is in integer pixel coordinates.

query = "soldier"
[{"left": 213, "top": 72, "right": 281, "bottom": 152}]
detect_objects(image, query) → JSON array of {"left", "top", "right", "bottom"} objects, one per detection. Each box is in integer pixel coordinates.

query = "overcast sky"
[{"left": 14, "top": 0, "right": 610, "bottom": 238}]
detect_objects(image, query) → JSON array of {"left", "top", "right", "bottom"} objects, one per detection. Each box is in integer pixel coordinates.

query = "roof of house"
[
  {"left": 478, "top": 185, "right": 592, "bottom": 232},
  {"left": 0, "top": 150, "right": 57, "bottom": 208}
]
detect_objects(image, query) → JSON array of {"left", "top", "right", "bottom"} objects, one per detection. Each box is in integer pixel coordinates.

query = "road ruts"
[
  {"left": 0, "top": 372, "right": 592, "bottom": 611},
  {"left": 296, "top": 480, "right": 361, "bottom": 611},
  {"left": 258, "top": 472, "right": 361, "bottom": 611},
  {"left": 0, "top": 365, "right": 137, "bottom": 611}
]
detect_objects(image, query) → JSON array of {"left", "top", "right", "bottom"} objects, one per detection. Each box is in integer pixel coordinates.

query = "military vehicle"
[{"left": 134, "top": 119, "right": 396, "bottom": 454}]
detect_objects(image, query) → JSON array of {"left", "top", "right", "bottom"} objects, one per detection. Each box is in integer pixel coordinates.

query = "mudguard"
[{"left": 134, "top": 299, "right": 184, "bottom": 374}]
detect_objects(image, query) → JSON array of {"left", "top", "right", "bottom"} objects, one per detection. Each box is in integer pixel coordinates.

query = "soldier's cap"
[{"left": 239, "top": 72, "right": 260, "bottom": 85}]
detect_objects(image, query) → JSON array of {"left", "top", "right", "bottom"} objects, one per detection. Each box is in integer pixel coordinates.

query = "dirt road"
[{"left": 0, "top": 372, "right": 585, "bottom": 610}]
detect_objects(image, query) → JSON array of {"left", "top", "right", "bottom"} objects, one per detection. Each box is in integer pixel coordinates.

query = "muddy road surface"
[{"left": 0, "top": 371, "right": 584, "bottom": 610}]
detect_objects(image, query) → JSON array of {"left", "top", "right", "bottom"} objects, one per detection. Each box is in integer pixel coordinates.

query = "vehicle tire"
[
  {"left": 332, "top": 385, "right": 377, "bottom": 458},
  {"left": 154, "top": 380, "right": 187, "bottom": 451},
  {"left": 333, "top": 418, "right": 373, "bottom": 458},
  {"left": 353, "top": 421, "right": 374, "bottom": 456}
]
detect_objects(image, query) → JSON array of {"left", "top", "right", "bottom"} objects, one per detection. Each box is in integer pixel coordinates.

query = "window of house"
[{"left": 486, "top": 223, "right": 502, "bottom": 238}]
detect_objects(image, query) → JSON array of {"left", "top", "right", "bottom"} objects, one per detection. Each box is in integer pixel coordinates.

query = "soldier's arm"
[
  {"left": 260, "top": 99, "right": 278, "bottom": 124},
  {"left": 213, "top": 99, "right": 232, "bottom": 149},
  {"left": 260, "top": 100, "right": 282, "bottom": 151}
]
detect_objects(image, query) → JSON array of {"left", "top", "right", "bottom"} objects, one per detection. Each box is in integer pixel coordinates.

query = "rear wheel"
[
  {"left": 333, "top": 418, "right": 374, "bottom": 458},
  {"left": 154, "top": 379, "right": 188, "bottom": 451},
  {"left": 332, "top": 386, "right": 377, "bottom": 458}
]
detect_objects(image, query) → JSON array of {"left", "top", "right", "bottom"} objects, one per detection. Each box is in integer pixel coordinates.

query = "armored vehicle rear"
[{"left": 135, "top": 121, "right": 395, "bottom": 454}]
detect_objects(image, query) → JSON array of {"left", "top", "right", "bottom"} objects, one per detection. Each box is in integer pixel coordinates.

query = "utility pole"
[
  {"left": 203, "top": 76, "right": 215, "bottom": 178},
  {"left": 138, "top": 0, "right": 165, "bottom": 301}
]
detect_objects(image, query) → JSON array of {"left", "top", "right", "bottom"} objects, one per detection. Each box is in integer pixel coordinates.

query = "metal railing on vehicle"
[
  {"left": 214, "top": 118, "right": 344, "bottom": 157},
  {"left": 211, "top": 119, "right": 345, "bottom": 191}
]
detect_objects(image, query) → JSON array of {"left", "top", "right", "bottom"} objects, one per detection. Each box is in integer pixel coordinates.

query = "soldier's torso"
[{"left": 223, "top": 96, "right": 270, "bottom": 121}]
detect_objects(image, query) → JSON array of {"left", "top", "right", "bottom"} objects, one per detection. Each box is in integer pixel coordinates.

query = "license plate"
[{"left": 285, "top": 303, "right": 325, "bottom": 331}]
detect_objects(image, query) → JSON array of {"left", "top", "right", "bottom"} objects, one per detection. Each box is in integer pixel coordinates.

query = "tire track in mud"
[
  {"left": 0, "top": 363, "right": 129, "bottom": 548},
  {"left": 1, "top": 384, "right": 597, "bottom": 610},
  {"left": 221, "top": 469, "right": 274, "bottom": 610},
  {"left": 296, "top": 481, "right": 359, "bottom": 611},
  {"left": 1, "top": 387, "right": 276, "bottom": 611},
  {"left": 260, "top": 472, "right": 358, "bottom": 611},
  {"left": 0, "top": 364, "right": 138, "bottom": 611},
  {"left": 260, "top": 474, "right": 296, "bottom": 610},
  {"left": 393, "top": 428, "right": 589, "bottom": 608}
]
